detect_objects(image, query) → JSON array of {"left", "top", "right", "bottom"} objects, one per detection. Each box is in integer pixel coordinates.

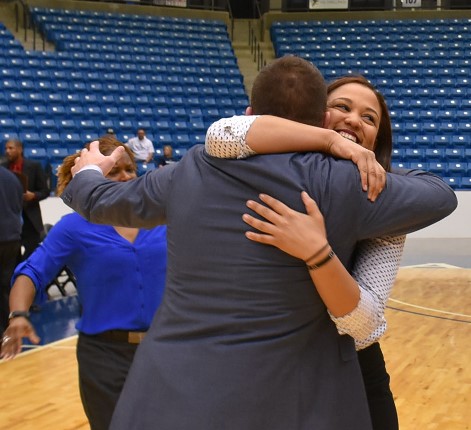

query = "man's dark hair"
[{"left": 250, "top": 55, "right": 327, "bottom": 127}]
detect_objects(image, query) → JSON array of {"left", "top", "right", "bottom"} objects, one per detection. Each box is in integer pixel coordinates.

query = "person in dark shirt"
[
  {"left": 1, "top": 139, "right": 49, "bottom": 260},
  {"left": 0, "top": 166, "right": 22, "bottom": 335},
  {"left": 157, "top": 144, "right": 178, "bottom": 167}
]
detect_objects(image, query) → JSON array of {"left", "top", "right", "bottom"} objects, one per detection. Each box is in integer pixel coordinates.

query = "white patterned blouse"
[{"left": 205, "top": 115, "right": 406, "bottom": 350}]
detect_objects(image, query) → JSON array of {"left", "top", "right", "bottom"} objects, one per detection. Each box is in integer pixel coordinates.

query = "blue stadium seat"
[
  {"left": 460, "top": 177, "right": 471, "bottom": 189},
  {"left": 445, "top": 148, "right": 465, "bottom": 160},
  {"left": 19, "top": 132, "right": 42, "bottom": 148},
  {"left": 136, "top": 120, "right": 152, "bottom": 131},
  {"left": 136, "top": 161, "right": 156, "bottom": 176},
  {"left": 409, "top": 162, "right": 429, "bottom": 171},
  {"left": 192, "top": 133, "right": 206, "bottom": 145},
  {"left": 37, "top": 118, "right": 58, "bottom": 133},
  {"left": 446, "top": 162, "right": 467, "bottom": 176},
  {"left": 102, "top": 106, "right": 119, "bottom": 118},
  {"left": 155, "top": 132, "right": 173, "bottom": 146},
  {"left": 63, "top": 105, "right": 84, "bottom": 120},
  {"left": 391, "top": 148, "right": 405, "bottom": 161},
  {"left": 432, "top": 136, "right": 451, "bottom": 147},
  {"left": 424, "top": 148, "right": 445, "bottom": 161},
  {"left": 404, "top": 148, "right": 424, "bottom": 160},
  {"left": 80, "top": 131, "right": 99, "bottom": 144},
  {"left": 174, "top": 147, "right": 188, "bottom": 159},
  {"left": 0, "top": 118, "right": 17, "bottom": 133},
  {"left": 173, "top": 133, "right": 191, "bottom": 147},
  {"left": 138, "top": 107, "right": 154, "bottom": 118},
  {"left": 47, "top": 147, "right": 69, "bottom": 162},
  {"left": 391, "top": 161, "right": 410, "bottom": 170},
  {"left": 40, "top": 132, "right": 62, "bottom": 148},
  {"left": 154, "top": 120, "right": 170, "bottom": 131},
  {"left": 84, "top": 105, "right": 103, "bottom": 118},
  {"left": 61, "top": 132, "right": 82, "bottom": 149},
  {"left": 441, "top": 177, "right": 461, "bottom": 189},
  {"left": 58, "top": 119, "right": 78, "bottom": 133},
  {"left": 428, "top": 162, "right": 447, "bottom": 175},
  {"left": 23, "top": 147, "right": 48, "bottom": 169}
]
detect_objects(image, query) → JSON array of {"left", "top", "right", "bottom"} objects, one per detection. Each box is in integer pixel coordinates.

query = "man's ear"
[
  {"left": 245, "top": 106, "right": 253, "bottom": 116},
  {"left": 322, "top": 111, "right": 330, "bottom": 129}
]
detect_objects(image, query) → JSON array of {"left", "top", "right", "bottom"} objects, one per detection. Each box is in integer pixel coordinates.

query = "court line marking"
[
  {"left": 0, "top": 335, "right": 78, "bottom": 364},
  {"left": 386, "top": 306, "right": 471, "bottom": 324},
  {"left": 388, "top": 298, "right": 471, "bottom": 318}
]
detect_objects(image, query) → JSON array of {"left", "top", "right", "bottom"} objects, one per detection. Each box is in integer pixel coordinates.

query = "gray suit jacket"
[{"left": 63, "top": 146, "right": 456, "bottom": 430}]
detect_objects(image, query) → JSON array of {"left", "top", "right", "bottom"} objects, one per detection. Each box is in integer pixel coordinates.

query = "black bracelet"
[
  {"left": 8, "top": 310, "right": 31, "bottom": 321},
  {"left": 304, "top": 243, "right": 329, "bottom": 266},
  {"left": 306, "top": 249, "right": 335, "bottom": 271}
]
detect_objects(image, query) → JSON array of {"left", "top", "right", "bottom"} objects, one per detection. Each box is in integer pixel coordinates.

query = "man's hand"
[
  {"left": 327, "top": 133, "right": 386, "bottom": 202},
  {"left": 23, "top": 190, "right": 36, "bottom": 202},
  {"left": 71, "top": 141, "right": 125, "bottom": 177},
  {"left": 243, "top": 192, "right": 328, "bottom": 262}
]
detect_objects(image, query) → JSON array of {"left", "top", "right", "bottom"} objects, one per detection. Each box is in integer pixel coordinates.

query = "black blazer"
[{"left": 1, "top": 158, "right": 50, "bottom": 234}]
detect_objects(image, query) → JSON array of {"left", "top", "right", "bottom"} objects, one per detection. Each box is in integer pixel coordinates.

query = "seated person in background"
[
  {"left": 126, "top": 128, "right": 155, "bottom": 163},
  {"left": 0, "top": 137, "right": 167, "bottom": 430},
  {"left": 157, "top": 144, "right": 178, "bottom": 167}
]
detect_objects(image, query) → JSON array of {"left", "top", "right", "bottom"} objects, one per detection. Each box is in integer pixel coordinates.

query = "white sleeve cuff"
[
  {"left": 74, "top": 165, "right": 104, "bottom": 177},
  {"left": 205, "top": 115, "right": 260, "bottom": 159},
  {"left": 328, "top": 287, "right": 381, "bottom": 341}
]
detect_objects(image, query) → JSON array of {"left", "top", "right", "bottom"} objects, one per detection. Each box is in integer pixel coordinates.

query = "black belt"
[{"left": 94, "top": 330, "right": 146, "bottom": 344}]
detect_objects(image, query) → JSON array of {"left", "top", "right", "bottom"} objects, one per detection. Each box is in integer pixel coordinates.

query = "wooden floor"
[{"left": 0, "top": 267, "right": 469, "bottom": 430}]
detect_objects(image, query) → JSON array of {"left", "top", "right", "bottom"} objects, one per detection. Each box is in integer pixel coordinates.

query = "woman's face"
[
  {"left": 106, "top": 151, "right": 136, "bottom": 182},
  {"left": 327, "top": 83, "right": 381, "bottom": 151}
]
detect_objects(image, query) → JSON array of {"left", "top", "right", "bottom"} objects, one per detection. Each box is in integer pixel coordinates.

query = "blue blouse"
[{"left": 12, "top": 212, "right": 167, "bottom": 335}]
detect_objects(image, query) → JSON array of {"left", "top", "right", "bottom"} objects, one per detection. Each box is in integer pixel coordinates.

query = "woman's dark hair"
[{"left": 328, "top": 75, "right": 392, "bottom": 172}]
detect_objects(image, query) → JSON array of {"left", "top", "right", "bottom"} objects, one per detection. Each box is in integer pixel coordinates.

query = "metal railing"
[{"left": 249, "top": 20, "right": 265, "bottom": 71}]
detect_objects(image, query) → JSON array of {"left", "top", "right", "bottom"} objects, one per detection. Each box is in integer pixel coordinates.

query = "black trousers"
[
  {"left": 20, "top": 215, "right": 42, "bottom": 261},
  {"left": 77, "top": 333, "right": 139, "bottom": 430},
  {"left": 358, "top": 342, "right": 399, "bottom": 430},
  {"left": 0, "top": 240, "right": 21, "bottom": 334}
]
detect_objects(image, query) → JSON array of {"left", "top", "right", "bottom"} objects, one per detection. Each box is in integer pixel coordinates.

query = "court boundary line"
[
  {"left": 0, "top": 335, "right": 77, "bottom": 364},
  {"left": 388, "top": 298, "right": 471, "bottom": 318},
  {"left": 386, "top": 306, "right": 471, "bottom": 323}
]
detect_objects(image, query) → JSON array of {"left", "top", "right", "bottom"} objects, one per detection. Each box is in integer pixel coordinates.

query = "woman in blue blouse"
[{"left": 0, "top": 137, "right": 167, "bottom": 430}]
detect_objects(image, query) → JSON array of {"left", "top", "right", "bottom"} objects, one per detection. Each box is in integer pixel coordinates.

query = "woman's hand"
[
  {"left": 243, "top": 192, "right": 328, "bottom": 261},
  {"left": 0, "top": 317, "right": 40, "bottom": 360},
  {"left": 326, "top": 131, "right": 386, "bottom": 202}
]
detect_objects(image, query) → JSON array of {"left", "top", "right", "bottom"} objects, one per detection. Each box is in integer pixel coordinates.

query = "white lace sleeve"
[
  {"left": 205, "top": 116, "right": 260, "bottom": 159},
  {"left": 328, "top": 235, "right": 406, "bottom": 350}
]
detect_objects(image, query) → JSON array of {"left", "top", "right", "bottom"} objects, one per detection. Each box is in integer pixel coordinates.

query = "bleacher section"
[
  {"left": 271, "top": 18, "right": 471, "bottom": 190},
  {"left": 0, "top": 9, "right": 249, "bottom": 190}
]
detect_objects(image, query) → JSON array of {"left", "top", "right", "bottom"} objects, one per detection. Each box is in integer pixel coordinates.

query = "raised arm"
[{"left": 206, "top": 115, "right": 385, "bottom": 201}]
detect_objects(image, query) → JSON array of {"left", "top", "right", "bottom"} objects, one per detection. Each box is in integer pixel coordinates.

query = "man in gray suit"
[{"left": 62, "top": 56, "right": 457, "bottom": 430}]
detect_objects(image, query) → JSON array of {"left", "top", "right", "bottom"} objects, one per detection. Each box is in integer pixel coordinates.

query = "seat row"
[
  {"left": 392, "top": 147, "right": 471, "bottom": 161},
  {"left": 30, "top": 7, "right": 227, "bottom": 27}
]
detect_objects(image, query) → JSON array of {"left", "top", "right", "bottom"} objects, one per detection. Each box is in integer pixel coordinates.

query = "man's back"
[
  {"left": 64, "top": 145, "right": 456, "bottom": 430},
  {"left": 0, "top": 167, "right": 22, "bottom": 242}
]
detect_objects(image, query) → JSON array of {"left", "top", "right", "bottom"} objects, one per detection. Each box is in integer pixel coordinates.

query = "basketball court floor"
[{"left": 0, "top": 237, "right": 469, "bottom": 429}]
